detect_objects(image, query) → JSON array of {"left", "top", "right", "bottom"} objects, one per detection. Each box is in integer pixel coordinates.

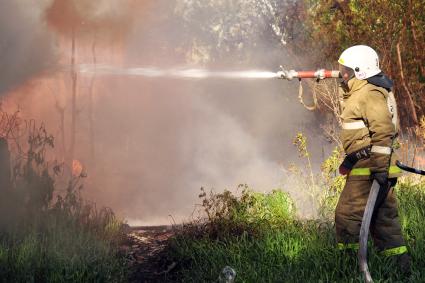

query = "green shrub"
[
  {"left": 318, "top": 147, "right": 346, "bottom": 219},
  {"left": 195, "top": 185, "right": 296, "bottom": 239},
  {"left": 0, "top": 124, "right": 128, "bottom": 283}
]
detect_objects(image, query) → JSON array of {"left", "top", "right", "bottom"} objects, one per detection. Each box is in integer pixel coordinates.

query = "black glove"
[
  {"left": 339, "top": 146, "right": 371, "bottom": 175},
  {"left": 339, "top": 163, "right": 351, "bottom": 175},
  {"left": 339, "top": 158, "right": 353, "bottom": 175},
  {"left": 372, "top": 171, "right": 389, "bottom": 187}
]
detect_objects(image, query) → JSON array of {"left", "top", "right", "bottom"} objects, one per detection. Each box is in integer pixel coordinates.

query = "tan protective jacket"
[{"left": 340, "top": 78, "right": 402, "bottom": 178}]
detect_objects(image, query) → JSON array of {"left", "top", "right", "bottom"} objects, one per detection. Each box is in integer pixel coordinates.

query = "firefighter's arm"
[{"left": 363, "top": 90, "right": 394, "bottom": 173}]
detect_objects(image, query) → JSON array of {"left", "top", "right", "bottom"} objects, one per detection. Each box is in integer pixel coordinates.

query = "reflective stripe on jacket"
[{"left": 340, "top": 78, "right": 402, "bottom": 178}]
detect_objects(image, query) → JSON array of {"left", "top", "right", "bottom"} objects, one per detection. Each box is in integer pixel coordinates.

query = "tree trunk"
[
  {"left": 0, "top": 138, "right": 11, "bottom": 190},
  {"left": 409, "top": 0, "right": 425, "bottom": 78},
  {"left": 396, "top": 42, "right": 418, "bottom": 127},
  {"left": 68, "top": 27, "right": 78, "bottom": 166},
  {"left": 53, "top": 93, "right": 66, "bottom": 160},
  {"left": 88, "top": 36, "right": 97, "bottom": 163}
]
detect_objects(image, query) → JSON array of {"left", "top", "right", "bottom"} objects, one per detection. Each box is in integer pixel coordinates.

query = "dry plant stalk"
[{"left": 299, "top": 79, "right": 343, "bottom": 147}]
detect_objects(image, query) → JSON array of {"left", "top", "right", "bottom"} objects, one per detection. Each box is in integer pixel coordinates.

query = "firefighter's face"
[{"left": 339, "top": 64, "right": 354, "bottom": 85}]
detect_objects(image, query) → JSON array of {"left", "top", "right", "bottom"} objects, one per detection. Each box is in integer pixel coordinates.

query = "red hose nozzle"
[{"left": 278, "top": 66, "right": 341, "bottom": 80}]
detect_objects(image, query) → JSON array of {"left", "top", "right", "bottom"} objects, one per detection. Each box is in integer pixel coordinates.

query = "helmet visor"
[{"left": 339, "top": 64, "right": 355, "bottom": 84}]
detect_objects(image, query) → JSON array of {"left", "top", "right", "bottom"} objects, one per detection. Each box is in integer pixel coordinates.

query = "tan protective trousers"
[{"left": 335, "top": 177, "right": 407, "bottom": 255}]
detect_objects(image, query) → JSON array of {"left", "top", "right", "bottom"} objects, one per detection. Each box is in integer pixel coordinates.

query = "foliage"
[
  {"left": 165, "top": 126, "right": 425, "bottom": 282},
  {"left": 174, "top": 0, "right": 308, "bottom": 64},
  {"left": 306, "top": 0, "right": 425, "bottom": 127},
  {"left": 190, "top": 185, "right": 296, "bottom": 240},
  {"left": 167, "top": 169, "right": 425, "bottom": 282},
  {"left": 293, "top": 132, "right": 309, "bottom": 158},
  {"left": 174, "top": 0, "right": 425, "bottom": 127},
  {"left": 292, "top": 133, "right": 320, "bottom": 216},
  {"left": 319, "top": 147, "right": 346, "bottom": 219},
  {"left": 0, "top": 124, "right": 127, "bottom": 283}
]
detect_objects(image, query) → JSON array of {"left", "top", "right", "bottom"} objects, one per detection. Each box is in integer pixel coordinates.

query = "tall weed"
[{"left": 0, "top": 123, "right": 127, "bottom": 283}]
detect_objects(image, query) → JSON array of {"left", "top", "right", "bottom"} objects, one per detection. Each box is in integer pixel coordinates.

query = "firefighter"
[{"left": 335, "top": 45, "right": 411, "bottom": 272}]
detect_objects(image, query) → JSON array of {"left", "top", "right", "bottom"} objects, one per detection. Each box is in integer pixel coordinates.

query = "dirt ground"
[{"left": 122, "top": 225, "right": 178, "bottom": 283}]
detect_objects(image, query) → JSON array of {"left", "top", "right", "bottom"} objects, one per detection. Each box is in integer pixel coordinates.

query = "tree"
[
  {"left": 174, "top": 0, "right": 307, "bottom": 64},
  {"left": 306, "top": 0, "right": 425, "bottom": 128}
]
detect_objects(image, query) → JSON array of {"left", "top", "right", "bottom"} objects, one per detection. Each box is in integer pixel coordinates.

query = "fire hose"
[
  {"left": 277, "top": 66, "right": 425, "bottom": 282},
  {"left": 359, "top": 179, "right": 379, "bottom": 283},
  {"left": 276, "top": 66, "right": 341, "bottom": 110},
  {"left": 396, "top": 160, "right": 425, "bottom": 175}
]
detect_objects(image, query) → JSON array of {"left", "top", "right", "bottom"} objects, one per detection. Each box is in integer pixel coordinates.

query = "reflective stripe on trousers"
[
  {"left": 337, "top": 242, "right": 359, "bottom": 250},
  {"left": 338, "top": 244, "right": 408, "bottom": 256},
  {"left": 349, "top": 166, "right": 402, "bottom": 176},
  {"left": 380, "top": 245, "right": 408, "bottom": 257}
]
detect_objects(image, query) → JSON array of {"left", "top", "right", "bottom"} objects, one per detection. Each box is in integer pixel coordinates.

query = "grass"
[
  {"left": 3, "top": 124, "right": 425, "bottom": 282},
  {"left": 165, "top": 177, "right": 425, "bottom": 282},
  {"left": 0, "top": 228, "right": 126, "bottom": 283},
  {"left": 0, "top": 186, "right": 128, "bottom": 283},
  {"left": 0, "top": 125, "right": 128, "bottom": 283}
]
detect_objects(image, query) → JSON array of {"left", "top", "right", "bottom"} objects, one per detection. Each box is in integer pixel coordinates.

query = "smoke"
[
  {"left": 2, "top": 0, "right": 331, "bottom": 225},
  {"left": 84, "top": 0, "right": 329, "bottom": 224},
  {"left": 0, "top": 0, "right": 55, "bottom": 95},
  {"left": 44, "top": 0, "right": 137, "bottom": 39}
]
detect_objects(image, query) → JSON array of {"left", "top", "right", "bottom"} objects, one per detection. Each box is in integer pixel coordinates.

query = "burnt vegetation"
[{"left": 0, "top": 111, "right": 127, "bottom": 283}]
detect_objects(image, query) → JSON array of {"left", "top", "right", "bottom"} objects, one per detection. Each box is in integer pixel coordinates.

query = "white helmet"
[{"left": 338, "top": 45, "right": 381, "bottom": 80}]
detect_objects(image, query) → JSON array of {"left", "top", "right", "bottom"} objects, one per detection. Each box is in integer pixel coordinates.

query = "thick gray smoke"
[
  {"left": 3, "top": 0, "right": 331, "bottom": 225},
  {"left": 0, "top": 1, "right": 55, "bottom": 95},
  {"left": 83, "top": 0, "right": 330, "bottom": 224}
]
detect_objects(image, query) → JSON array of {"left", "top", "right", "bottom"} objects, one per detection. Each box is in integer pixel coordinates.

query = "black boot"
[{"left": 396, "top": 253, "right": 412, "bottom": 275}]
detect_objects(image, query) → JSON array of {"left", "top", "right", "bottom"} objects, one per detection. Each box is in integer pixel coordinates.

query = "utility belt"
[{"left": 341, "top": 145, "right": 399, "bottom": 176}]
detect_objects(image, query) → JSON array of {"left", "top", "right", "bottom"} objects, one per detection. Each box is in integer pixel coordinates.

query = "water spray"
[
  {"left": 78, "top": 64, "right": 342, "bottom": 112},
  {"left": 79, "top": 64, "right": 279, "bottom": 80},
  {"left": 79, "top": 64, "right": 342, "bottom": 82}
]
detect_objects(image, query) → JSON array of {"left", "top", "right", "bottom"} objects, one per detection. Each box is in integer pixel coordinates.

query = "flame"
[{"left": 72, "top": 159, "right": 84, "bottom": 177}]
